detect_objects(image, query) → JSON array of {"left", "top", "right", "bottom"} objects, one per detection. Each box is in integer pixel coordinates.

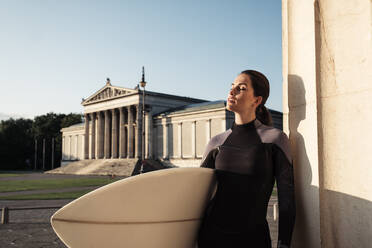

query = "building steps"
[{"left": 46, "top": 159, "right": 138, "bottom": 177}]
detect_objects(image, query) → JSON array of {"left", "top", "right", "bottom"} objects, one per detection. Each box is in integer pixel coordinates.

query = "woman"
[{"left": 198, "top": 70, "right": 295, "bottom": 248}]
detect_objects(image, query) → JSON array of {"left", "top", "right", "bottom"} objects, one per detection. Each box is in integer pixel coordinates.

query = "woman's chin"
[{"left": 226, "top": 103, "right": 236, "bottom": 112}]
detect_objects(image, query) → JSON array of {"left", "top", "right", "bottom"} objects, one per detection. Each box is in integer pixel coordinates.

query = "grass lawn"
[
  {"left": 0, "top": 177, "right": 119, "bottom": 193},
  {"left": 0, "top": 174, "right": 22, "bottom": 178},
  {"left": 0, "top": 190, "right": 92, "bottom": 200}
]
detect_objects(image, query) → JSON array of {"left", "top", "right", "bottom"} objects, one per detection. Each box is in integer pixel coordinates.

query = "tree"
[
  {"left": 0, "top": 118, "right": 33, "bottom": 170},
  {"left": 32, "top": 112, "right": 82, "bottom": 170},
  {"left": 0, "top": 112, "right": 82, "bottom": 171},
  {"left": 61, "top": 113, "right": 83, "bottom": 128}
]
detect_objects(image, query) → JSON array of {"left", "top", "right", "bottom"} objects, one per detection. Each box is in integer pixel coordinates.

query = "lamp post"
[{"left": 139, "top": 66, "right": 147, "bottom": 171}]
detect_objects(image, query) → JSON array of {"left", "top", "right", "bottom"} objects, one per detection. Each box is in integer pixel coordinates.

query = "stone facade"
[
  {"left": 61, "top": 79, "right": 283, "bottom": 167},
  {"left": 152, "top": 101, "right": 234, "bottom": 167}
]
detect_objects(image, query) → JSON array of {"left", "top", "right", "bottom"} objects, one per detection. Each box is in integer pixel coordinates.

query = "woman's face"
[{"left": 226, "top": 73, "right": 262, "bottom": 114}]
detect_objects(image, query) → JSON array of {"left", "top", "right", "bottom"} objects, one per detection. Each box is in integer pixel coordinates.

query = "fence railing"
[{"left": 1, "top": 206, "right": 62, "bottom": 224}]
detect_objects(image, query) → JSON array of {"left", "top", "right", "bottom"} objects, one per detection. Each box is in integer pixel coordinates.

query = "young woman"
[{"left": 198, "top": 70, "right": 295, "bottom": 248}]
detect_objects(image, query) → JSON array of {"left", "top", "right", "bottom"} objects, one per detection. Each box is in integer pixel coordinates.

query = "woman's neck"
[{"left": 234, "top": 112, "right": 256, "bottom": 125}]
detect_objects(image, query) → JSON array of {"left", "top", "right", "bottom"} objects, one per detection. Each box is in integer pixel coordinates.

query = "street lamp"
[{"left": 139, "top": 66, "right": 147, "bottom": 172}]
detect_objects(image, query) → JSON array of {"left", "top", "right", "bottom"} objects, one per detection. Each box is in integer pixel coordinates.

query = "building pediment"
[{"left": 82, "top": 84, "right": 138, "bottom": 106}]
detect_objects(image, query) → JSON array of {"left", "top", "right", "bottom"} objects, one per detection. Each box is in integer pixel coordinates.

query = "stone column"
[
  {"left": 191, "top": 121, "right": 196, "bottom": 158},
  {"left": 111, "top": 109, "right": 118, "bottom": 158},
  {"left": 178, "top": 122, "right": 182, "bottom": 158},
  {"left": 135, "top": 105, "right": 142, "bottom": 159},
  {"left": 90, "top": 112, "right": 96, "bottom": 159},
  {"left": 74, "top": 134, "right": 77, "bottom": 160},
  {"left": 145, "top": 110, "right": 151, "bottom": 159},
  {"left": 62, "top": 136, "right": 65, "bottom": 160},
  {"left": 97, "top": 112, "right": 104, "bottom": 159},
  {"left": 316, "top": 1, "right": 372, "bottom": 248},
  {"left": 68, "top": 135, "right": 72, "bottom": 160},
  {"left": 162, "top": 122, "right": 168, "bottom": 159},
  {"left": 104, "top": 110, "right": 111, "bottom": 159},
  {"left": 206, "top": 119, "right": 211, "bottom": 142},
  {"left": 127, "top": 106, "right": 134, "bottom": 158},
  {"left": 152, "top": 124, "right": 158, "bottom": 159},
  {"left": 283, "top": 1, "right": 372, "bottom": 247},
  {"left": 119, "top": 107, "right": 127, "bottom": 158},
  {"left": 221, "top": 118, "right": 226, "bottom": 132},
  {"left": 84, "top": 114, "right": 89, "bottom": 159},
  {"left": 283, "top": 0, "right": 321, "bottom": 247}
]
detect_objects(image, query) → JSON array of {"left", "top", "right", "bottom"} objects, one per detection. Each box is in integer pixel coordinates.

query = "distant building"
[{"left": 61, "top": 78, "right": 282, "bottom": 167}]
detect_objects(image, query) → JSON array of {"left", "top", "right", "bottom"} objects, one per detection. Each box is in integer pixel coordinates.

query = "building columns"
[
  {"left": 84, "top": 114, "right": 89, "bottom": 159},
  {"left": 206, "top": 119, "right": 211, "bottom": 143},
  {"left": 111, "top": 109, "right": 118, "bottom": 158},
  {"left": 221, "top": 118, "right": 226, "bottom": 132},
  {"left": 84, "top": 108, "right": 136, "bottom": 160},
  {"left": 83, "top": 110, "right": 227, "bottom": 164},
  {"left": 104, "top": 110, "right": 111, "bottom": 159},
  {"left": 162, "top": 123, "right": 168, "bottom": 159},
  {"left": 191, "top": 121, "right": 196, "bottom": 158},
  {"left": 97, "top": 112, "right": 104, "bottom": 159},
  {"left": 127, "top": 106, "right": 134, "bottom": 158},
  {"left": 152, "top": 124, "right": 158, "bottom": 159},
  {"left": 119, "top": 107, "right": 127, "bottom": 158},
  {"left": 135, "top": 104, "right": 142, "bottom": 159},
  {"left": 62, "top": 136, "right": 65, "bottom": 160},
  {"left": 74, "top": 135, "right": 78, "bottom": 160},
  {"left": 178, "top": 122, "right": 182, "bottom": 158},
  {"left": 145, "top": 111, "right": 149, "bottom": 158},
  {"left": 68, "top": 135, "right": 72, "bottom": 160},
  {"left": 145, "top": 110, "right": 152, "bottom": 159},
  {"left": 90, "top": 112, "right": 96, "bottom": 159}
]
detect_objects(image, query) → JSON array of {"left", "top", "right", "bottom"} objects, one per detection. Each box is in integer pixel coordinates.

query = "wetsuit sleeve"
[
  {"left": 200, "top": 147, "right": 219, "bottom": 169},
  {"left": 200, "top": 135, "right": 220, "bottom": 168},
  {"left": 200, "top": 130, "right": 231, "bottom": 168},
  {"left": 273, "top": 132, "right": 296, "bottom": 248}
]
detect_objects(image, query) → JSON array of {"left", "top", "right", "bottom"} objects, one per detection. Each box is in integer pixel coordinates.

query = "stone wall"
[{"left": 61, "top": 124, "right": 85, "bottom": 162}]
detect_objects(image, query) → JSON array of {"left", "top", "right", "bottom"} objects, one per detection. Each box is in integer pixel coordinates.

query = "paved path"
[
  {"left": 0, "top": 172, "right": 112, "bottom": 248},
  {"left": 0, "top": 200, "right": 72, "bottom": 248}
]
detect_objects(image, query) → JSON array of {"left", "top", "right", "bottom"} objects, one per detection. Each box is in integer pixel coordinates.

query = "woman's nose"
[{"left": 229, "top": 88, "right": 235, "bottom": 96}]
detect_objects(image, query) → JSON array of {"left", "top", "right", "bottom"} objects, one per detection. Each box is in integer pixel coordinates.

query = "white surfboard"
[{"left": 51, "top": 167, "right": 216, "bottom": 248}]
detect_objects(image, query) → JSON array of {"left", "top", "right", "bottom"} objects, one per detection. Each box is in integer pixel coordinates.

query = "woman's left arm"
[{"left": 273, "top": 132, "right": 296, "bottom": 248}]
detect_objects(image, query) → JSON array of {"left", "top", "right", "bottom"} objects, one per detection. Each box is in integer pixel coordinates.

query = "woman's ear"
[{"left": 255, "top": 96, "right": 263, "bottom": 107}]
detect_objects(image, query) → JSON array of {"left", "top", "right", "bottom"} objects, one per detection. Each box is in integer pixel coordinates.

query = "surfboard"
[{"left": 51, "top": 167, "right": 216, "bottom": 248}]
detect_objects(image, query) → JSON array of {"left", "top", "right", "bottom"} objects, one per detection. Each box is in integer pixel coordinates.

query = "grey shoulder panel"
[
  {"left": 255, "top": 120, "right": 292, "bottom": 162},
  {"left": 200, "top": 129, "right": 232, "bottom": 164}
]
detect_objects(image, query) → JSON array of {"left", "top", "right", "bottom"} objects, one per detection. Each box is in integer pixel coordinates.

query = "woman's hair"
[{"left": 240, "top": 70, "right": 273, "bottom": 126}]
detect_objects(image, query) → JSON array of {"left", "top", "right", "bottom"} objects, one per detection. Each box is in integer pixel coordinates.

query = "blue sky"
[{"left": 0, "top": 0, "right": 282, "bottom": 119}]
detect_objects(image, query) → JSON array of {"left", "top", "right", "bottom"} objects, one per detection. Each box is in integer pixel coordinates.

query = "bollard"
[
  {"left": 1, "top": 207, "right": 9, "bottom": 224},
  {"left": 273, "top": 203, "right": 278, "bottom": 222}
]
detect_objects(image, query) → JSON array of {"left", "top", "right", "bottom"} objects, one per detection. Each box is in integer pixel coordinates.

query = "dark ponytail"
[
  {"left": 241, "top": 70, "right": 273, "bottom": 126},
  {"left": 256, "top": 104, "right": 273, "bottom": 126}
]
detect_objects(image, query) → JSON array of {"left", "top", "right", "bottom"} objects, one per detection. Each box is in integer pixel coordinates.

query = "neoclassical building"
[{"left": 61, "top": 78, "right": 282, "bottom": 167}]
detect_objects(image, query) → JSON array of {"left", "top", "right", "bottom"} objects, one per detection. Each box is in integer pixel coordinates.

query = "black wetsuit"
[{"left": 197, "top": 119, "right": 295, "bottom": 248}]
